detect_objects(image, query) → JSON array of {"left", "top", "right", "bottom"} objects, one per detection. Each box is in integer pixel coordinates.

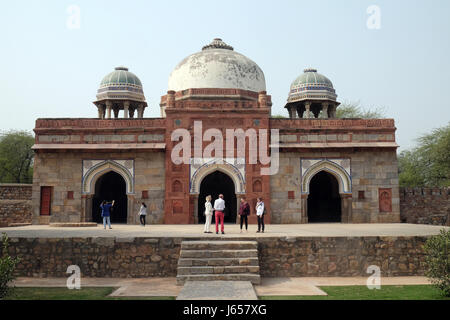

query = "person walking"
[
  {"left": 256, "top": 197, "right": 265, "bottom": 233},
  {"left": 138, "top": 202, "right": 147, "bottom": 226},
  {"left": 203, "top": 195, "right": 213, "bottom": 233},
  {"left": 214, "top": 194, "right": 225, "bottom": 234},
  {"left": 238, "top": 197, "right": 250, "bottom": 233},
  {"left": 100, "top": 200, "right": 115, "bottom": 230}
]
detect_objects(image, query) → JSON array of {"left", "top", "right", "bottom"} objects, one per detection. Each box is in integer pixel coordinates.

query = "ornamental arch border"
[
  {"left": 190, "top": 159, "right": 245, "bottom": 195},
  {"left": 82, "top": 160, "right": 134, "bottom": 195},
  {"left": 301, "top": 159, "right": 352, "bottom": 195}
]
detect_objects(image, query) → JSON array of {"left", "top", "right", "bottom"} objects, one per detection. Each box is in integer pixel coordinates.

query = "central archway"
[
  {"left": 307, "top": 171, "right": 341, "bottom": 222},
  {"left": 198, "top": 170, "right": 237, "bottom": 224},
  {"left": 92, "top": 171, "right": 128, "bottom": 223}
]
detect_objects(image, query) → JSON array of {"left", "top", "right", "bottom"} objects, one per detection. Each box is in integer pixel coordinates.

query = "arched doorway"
[
  {"left": 92, "top": 171, "right": 128, "bottom": 223},
  {"left": 198, "top": 170, "right": 237, "bottom": 224},
  {"left": 307, "top": 171, "right": 341, "bottom": 222}
]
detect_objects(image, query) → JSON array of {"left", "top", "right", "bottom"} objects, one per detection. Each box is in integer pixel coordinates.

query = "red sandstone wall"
[
  {"left": 0, "top": 184, "right": 32, "bottom": 227},
  {"left": 400, "top": 187, "right": 450, "bottom": 226}
]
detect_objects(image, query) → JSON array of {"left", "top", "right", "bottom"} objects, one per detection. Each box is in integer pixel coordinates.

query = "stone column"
[
  {"left": 97, "top": 105, "right": 105, "bottom": 119},
  {"left": 303, "top": 101, "right": 311, "bottom": 118},
  {"left": 167, "top": 90, "right": 176, "bottom": 108},
  {"left": 340, "top": 194, "right": 352, "bottom": 223},
  {"left": 329, "top": 104, "right": 337, "bottom": 118},
  {"left": 301, "top": 194, "right": 308, "bottom": 223},
  {"left": 137, "top": 104, "right": 144, "bottom": 118},
  {"left": 113, "top": 107, "right": 119, "bottom": 119},
  {"left": 321, "top": 103, "right": 329, "bottom": 118},
  {"left": 288, "top": 106, "right": 297, "bottom": 118},
  {"left": 258, "top": 91, "right": 267, "bottom": 108},
  {"left": 123, "top": 101, "right": 130, "bottom": 119},
  {"left": 106, "top": 101, "right": 112, "bottom": 119}
]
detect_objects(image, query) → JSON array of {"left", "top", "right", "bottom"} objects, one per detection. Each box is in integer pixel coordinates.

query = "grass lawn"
[
  {"left": 260, "top": 285, "right": 450, "bottom": 300},
  {"left": 4, "top": 287, "right": 175, "bottom": 300}
]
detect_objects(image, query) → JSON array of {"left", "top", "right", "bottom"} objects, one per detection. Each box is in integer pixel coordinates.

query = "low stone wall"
[
  {"left": 400, "top": 187, "right": 450, "bottom": 226},
  {"left": 0, "top": 184, "right": 32, "bottom": 227},
  {"left": 2, "top": 236, "right": 431, "bottom": 278},
  {"left": 258, "top": 236, "right": 428, "bottom": 277},
  {"left": 4, "top": 237, "right": 181, "bottom": 277}
]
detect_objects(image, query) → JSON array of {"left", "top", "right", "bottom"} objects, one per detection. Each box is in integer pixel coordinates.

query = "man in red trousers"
[{"left": 213, "top": 194, "right": 225, "bottom": 234}]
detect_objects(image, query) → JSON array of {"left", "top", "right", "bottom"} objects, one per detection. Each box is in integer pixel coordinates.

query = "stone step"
[
  {"left": 178, "top": 257, "right": 259, "bottom": 267},
  {"left": 177, "top": 265, "right": 260, "bottom": 275},
  {"left": 180, "top": 249, "right": 258, "bottom": 259},
  {"left": 181, "top": 240, "right": 258, "bottom": 250},
  {"left": 176, "top": 273, "right": 261, "bottom": 285}
]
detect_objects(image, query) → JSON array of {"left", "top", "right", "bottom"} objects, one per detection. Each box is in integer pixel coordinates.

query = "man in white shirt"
[{"left": 214, "top": 194, "right": 226, "bottom": 234}]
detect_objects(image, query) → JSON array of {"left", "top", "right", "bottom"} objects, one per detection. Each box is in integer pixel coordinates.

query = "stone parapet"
[
  {"left": 0, "top": 184, "right": 32, "bottom": 227},
  {"left": 400, "top": 187, "right": 449, "bottom": 226}
]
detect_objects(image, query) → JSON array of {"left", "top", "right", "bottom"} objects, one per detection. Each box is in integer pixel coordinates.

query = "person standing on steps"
[
  {"left": 214, "top": 194, "right": 225, "bottom": 234},
  {"left": 100, "top": 200, "right": 114, "bottom": 230},
  {"left": 203, "top": 195, "right": 213, "bottom": 233},
  {"left": 238, "top": 197, "right": 250, "bottom": 233},
  {"left": 138, "top": 202, "right": 147, "bottom": 226},
  {"left": 256, "top": 197, "right": 265, "bottom": 233}
]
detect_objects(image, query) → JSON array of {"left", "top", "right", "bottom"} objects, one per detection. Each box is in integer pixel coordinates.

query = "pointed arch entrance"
[
  {"left": 307, "top": 171, "right": 341, "bottom": 222},
  {"left": 81, "top": 160, "right": 135, "bottom": 224},
  {"left": 92, "top": 171, "right": 128, "bottom": 223},
  {"left": 301, "top": 159, "right": 353, "bottom": 223},
  {"left": 198, "top": 170, "right": 237, "bottom": 224}
]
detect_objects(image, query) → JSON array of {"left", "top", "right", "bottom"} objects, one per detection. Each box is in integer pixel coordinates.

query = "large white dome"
[{"left": 168, "top": 38, "right": 266, "bottom": 92}]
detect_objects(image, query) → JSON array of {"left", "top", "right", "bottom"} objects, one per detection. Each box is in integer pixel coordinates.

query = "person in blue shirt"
[{"left": 100, "top": 200, "right": 115, "bottom": 229}]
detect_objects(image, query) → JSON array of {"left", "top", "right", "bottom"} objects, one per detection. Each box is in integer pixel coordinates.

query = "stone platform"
[
  {"left": 1, "top": 224, "right": 448, "bottom": 279},
  {"left": 1, "top": 223, "right": 447, "bottom": 238}
]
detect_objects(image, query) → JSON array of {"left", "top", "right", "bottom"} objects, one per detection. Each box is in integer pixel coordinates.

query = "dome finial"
[
  {"left": 115, "top": 66, "right": 129, "bottom": 71},
  {"left": 304, "top": 68, "right": 317, "bottom": 73},
  {"left": 202, "top": 38, "right": 234, "bottom": 51}
]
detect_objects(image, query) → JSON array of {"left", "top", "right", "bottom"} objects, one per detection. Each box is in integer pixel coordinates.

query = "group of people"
[
  {"left": 99, "top": 200, "right": 148, "bottom": 229},
  {"left": 100, "top": 195, "right": 267, "bottom": 234},
  {"left": 203, "top": 194, "right": 266, "bottom": 234}
]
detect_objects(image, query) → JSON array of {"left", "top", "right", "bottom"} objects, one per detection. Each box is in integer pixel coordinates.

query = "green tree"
[
  {"left": 0, "top": 233, "right": 21, "bottom": 299},
  {"left": 336, "top": 101, "right": 386, "bottom": 119},
  {"left": 398, "top": 123, "right": 450, "bottom": 187},
  {"left": 424, "top": 229, "right": 450, "bottom": 297},
  {"left": 0, "top": 130, "right": 35, "bottom": 183}
]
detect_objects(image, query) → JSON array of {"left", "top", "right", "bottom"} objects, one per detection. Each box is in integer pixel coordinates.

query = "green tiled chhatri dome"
[
  {"left": 287, "top": 68, "right": 337, "bottom": 104},
  {"left": 100, "top": 66, "right": 142, "bottom": 87},
  {"left": 291, "top": 68, "right": 333, "bottom": 88},
  {"left": 95, "top": 66, "right": 146, "bottom": 103}
]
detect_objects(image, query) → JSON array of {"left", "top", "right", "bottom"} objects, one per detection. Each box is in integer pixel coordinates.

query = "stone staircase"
[{"left": 176, "top": 240, "right": 261, "bottom": 285}]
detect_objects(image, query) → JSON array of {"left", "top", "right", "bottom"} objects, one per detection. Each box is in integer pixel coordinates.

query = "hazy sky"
[{"left": 1, "top": 0, "right": 449, "bottom": 150}]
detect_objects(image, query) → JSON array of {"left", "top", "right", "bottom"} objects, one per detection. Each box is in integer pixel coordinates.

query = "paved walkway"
[
  {"left": 1, "top": 223, "right": 448, "bottom": 238},
  {"left": 12, "top": 276, "right": 431, "bottom": 298},
  {"left": 177, "top": 281, "right": 258, "bottom": 300}
]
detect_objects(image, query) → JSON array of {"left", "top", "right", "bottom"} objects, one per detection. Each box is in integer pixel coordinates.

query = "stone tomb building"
[{"left": 31, "top": 39, "right": 400, "bottom": 225}]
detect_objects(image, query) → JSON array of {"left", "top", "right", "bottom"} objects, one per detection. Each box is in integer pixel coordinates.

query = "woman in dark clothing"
[{"left": 238, "top": 197, "right": 250, "bottom": 233}]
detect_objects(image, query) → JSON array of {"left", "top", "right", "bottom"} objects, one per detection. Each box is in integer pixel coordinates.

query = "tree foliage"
[
  {"left": 0, "top": 130, "right": 34, "bottom": 183},
  {"left": 0, "top": 233, "right": 20, "bottom": 299},
  {"left": 424, "top": 229, "right": 450, "bottom": 297},
  {"left": 336, "top": 101, "right": 386, "bottom": 119},
  {"left": 398, "top": 123, "right": 450, "bottom": 187}
]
